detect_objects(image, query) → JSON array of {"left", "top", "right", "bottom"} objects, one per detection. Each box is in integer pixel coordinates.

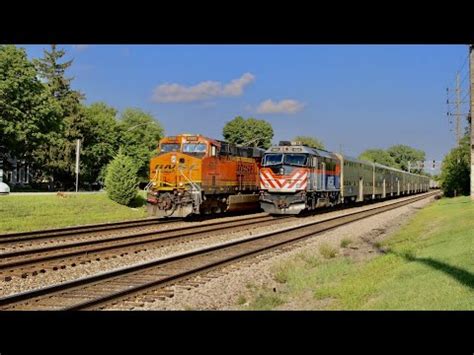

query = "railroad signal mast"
[{"left": 407, "top": 161, "right": 440, "bottom": 173}]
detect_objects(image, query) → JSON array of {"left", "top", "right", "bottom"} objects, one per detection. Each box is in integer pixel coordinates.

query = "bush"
[
  {"left": 440, "top": 135, "right": 470, "bottom": 197},
  {"left": 104, "top": 150, "right": 139, "bottom": 206}
]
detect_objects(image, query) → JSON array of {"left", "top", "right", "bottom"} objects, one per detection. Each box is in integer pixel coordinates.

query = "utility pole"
[
  {"left": 456, "top": 72, "right": 462, "bottom": 145},
  {"left": 470, "top": 44, "right": 474, "bottom": 201},
  {"left": 75, "top": 139, "right": 80, "bottom": 193}
]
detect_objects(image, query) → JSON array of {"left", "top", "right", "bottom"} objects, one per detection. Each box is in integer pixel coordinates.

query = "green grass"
[
  {"left": 245, "top": 196, "right": 474, "bottom": 310},
  {"left": 0, "top": 191, "right": 148, "bottom": 233}
]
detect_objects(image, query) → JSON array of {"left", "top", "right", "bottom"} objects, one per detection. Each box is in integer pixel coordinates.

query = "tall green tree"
[
  {"left": 34, "top": 44, "right": 84, "bottom": 113},
  {"left": 118, "top": 108, "right": 164, "bottom": 180},
  {"left": 293, "top": 136, "right": 325, "bottom": 149},
  {"left": 0, "top": 45, "right": 61, "bottom": 168},
  {"left": 222, "top": 116, "right": 274, "bottom": 149},
  {"left": 387, "top": 144, "right": 426, "bottom": 173},
  {"left": 80, "top": 103, "right": 121, "bottom": 185},
  {"left": 33, "top": 45, "right": 86, "bottom": 188},
  {"left": 359, "top": 149, "right": 398, "bottom": 168},
  {"left": 439, "top": 135, "right": 470, "bottom": 197}
]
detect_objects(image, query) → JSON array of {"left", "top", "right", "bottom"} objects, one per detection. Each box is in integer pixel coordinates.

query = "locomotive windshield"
[
  {"left": 263, "top": 153, "right": 307, "bottom": 167},
  {"left": 160, "top": 143, "right": 180, "bottom": 153},
  {"left": 284, "top": 154, "right": 307, "bottom": 166},
  {"left": 263, "top": 154, "right": 283, "bottom": 166},
  {"left": 183, "top": 143, "right": 207, "bottom": 156}
]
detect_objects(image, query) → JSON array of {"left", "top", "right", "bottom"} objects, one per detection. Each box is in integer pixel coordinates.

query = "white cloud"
[
  {"left": 73, "top": 45, "right": 89, "bottom": 51},
  {"left": 152, "top": 73, "right": 255, "bottom": 103},
  {"left": 256, "top": 99, "right": 305, "bottom": 114}
]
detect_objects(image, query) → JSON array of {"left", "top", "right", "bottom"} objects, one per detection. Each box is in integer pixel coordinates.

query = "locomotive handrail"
[{"left": 179, "top": 169, "right": 201, "bottom": 193}]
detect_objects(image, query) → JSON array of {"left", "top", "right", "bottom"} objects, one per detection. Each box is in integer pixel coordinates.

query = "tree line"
[
  {"left": 0, "top": 45, "right": 163, "bottom": 190},
  {"left": 358, "top": 145, "right": 427, "bottom": 175}
]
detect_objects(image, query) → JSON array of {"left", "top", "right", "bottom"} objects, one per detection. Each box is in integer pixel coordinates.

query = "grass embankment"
[
  {"left": 0, "top": 191, "right": 147, "bottom": 234},
  {"left": 244, "top": 196, "right": 474, "bottom": 310}
]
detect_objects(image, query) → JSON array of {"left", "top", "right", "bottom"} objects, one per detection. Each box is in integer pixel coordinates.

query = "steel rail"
[{"left": 0, "top": 217, "right": 178, "bottom": 244}]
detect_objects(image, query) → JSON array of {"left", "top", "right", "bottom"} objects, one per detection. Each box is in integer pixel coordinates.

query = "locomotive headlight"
[
  {"left": 171, "top": 155, "right": 177, "bottom": 164},
  {"left": 152, "top": 182, "right": 156, "bottom": 186},
  {"left": 279, "top": 167, "right": 284, "bottom": 175},
  {"left": 178, "top": 182, "right": 184, "bottom": 187}
]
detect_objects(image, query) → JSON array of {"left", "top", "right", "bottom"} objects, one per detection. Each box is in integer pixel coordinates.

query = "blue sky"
[{"left": 22, "top": 45, "right": 470, "bottom": 167}]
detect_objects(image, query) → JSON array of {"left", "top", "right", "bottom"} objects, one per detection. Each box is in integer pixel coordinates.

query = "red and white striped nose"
[{"left": 260, "top": 168, "right": 308, "bottom": 191}]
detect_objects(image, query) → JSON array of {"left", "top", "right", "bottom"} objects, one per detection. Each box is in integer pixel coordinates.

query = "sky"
[{"left": 22, "top": 44, "right": 471, "bottom": 171}]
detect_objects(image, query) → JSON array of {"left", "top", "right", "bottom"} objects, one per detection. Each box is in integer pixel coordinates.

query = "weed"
[
  {"left": 319, "top": 243, "right": 338, "bottom": 259},
  {"left": 340, "top": 239, "right": 352, "bottom": 248},
  {"left": 237, "top": 295, "right": 247, "bottom": 305}
]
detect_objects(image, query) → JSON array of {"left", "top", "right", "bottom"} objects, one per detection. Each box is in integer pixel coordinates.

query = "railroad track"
[
  {"left": 0, "top": 217, "right": 180, "bottom": 244},
  {"left": 0, "top": 191, "right": 438, "bottom": 311},
  {"left": 0, "top": 214, "right": 291, "bottom": 280}
]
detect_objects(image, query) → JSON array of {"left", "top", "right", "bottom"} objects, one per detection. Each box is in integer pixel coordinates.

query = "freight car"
[
  {"left": 259, "top": 141, "right": 430, "bottom": 214},
  {"left": 146, "top": 134, "right": 264, "bottom": 217}
]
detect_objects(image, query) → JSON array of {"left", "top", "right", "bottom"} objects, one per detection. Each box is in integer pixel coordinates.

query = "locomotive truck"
[{"left": 146, "top": 134, "right": 264, "bottom": 218}]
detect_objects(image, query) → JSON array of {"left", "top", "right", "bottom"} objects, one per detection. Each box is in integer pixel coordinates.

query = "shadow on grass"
[
  {"left": 129, "top": 194, "right": 147, "bottom": 208},
  {"left": 363, "top": 239, "right": 474, "bottom": 290},
  {"left": 399, "top": 252, "right": 474, "bottom": 290}
]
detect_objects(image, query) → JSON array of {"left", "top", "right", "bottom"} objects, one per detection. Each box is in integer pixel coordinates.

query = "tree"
[
  {"left": 359, "top": 149, "right": 398, "bottom": 168},
  {"left": 34, "top": 44, "right": 84, "bottom": 115},
  {"left": 104, "top": 149, "right": 139, "bottom": 206},
  {"left": 118, "top": 108, "right": 164, "bottom": 181},
  {"left": 293, "top": 136, "right": 325, "bottom": 149},
  {"left": 439, "top": 135, "right": 470, "bottom": 197},
  {"left": 387, "top": 144, "right": 426, "bottom": 173},
  {"left": 222, "top": 116, "right": 274, "bottom": 149},
  {"left": 0, "top": 45, "right": 61, "bottom": 168},
  {"left": 80, "top": 103, "right": 121, "bottom": 185},
  {"left": 32, "top": 45, "right": 87, "bottom": 188}
]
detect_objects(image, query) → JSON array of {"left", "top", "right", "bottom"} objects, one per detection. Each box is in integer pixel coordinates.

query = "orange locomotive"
[{"left": 146, "top": 134, "right": 264, "bottom": 217}]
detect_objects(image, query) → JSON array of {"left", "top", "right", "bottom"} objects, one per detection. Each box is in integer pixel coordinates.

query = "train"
[
  {"left": 259, "top": 141, "right": 431, "bottom": 214},
  {"left": 146, "top": 134, "right": 264, "bottom": 217}
]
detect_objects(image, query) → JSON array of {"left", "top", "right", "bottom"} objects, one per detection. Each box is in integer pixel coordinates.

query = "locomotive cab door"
[
  {"left": 207, "top": 144, "right": 218, "bottom": 191},
  {"left": 311, "top": 157, "right": 318, "bottom": 190},
  {"left": 321, "top": 162, "right": 326, "bottom": 191}
]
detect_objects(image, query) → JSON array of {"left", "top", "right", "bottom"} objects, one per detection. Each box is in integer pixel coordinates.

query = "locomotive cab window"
[
  {"left": 183, "top": 143, "right": 208, "bottom": 157},
  {"left": 283, "top": 154, "right": 307, "bottom": 167},
  {"left": 263, "top": 154, "right": 283, "bottom": 166},
  {"left": 160, "top": 143, "right": 180, "bottom": 153}
]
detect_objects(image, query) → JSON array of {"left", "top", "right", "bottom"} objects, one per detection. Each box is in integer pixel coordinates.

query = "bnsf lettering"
[
  {"left": 237, "top": 164, "right": 255, "bottom": 174},
  {"left": 155, "top": 164, "right": 176, "bottom": 170}
]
